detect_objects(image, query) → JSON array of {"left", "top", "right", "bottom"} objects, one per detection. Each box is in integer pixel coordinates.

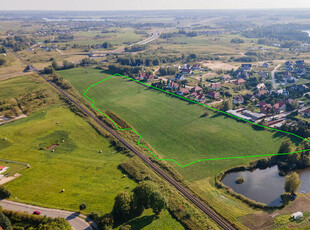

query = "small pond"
[{"left": 221, "top": 166, "right": 310, "bottom": 206}]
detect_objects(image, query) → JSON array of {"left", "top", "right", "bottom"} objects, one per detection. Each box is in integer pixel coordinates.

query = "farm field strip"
[{"left": 83, "top": 73, "right": 310, "bottom": 167}]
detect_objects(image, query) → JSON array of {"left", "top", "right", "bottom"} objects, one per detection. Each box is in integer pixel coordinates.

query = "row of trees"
[
  {"left": 158, "top": 66, "right": 178, "bottom": 76},
  {"left": 51, "top": 60, "right": 75, "bottom": 71},
  {"left": 93, "top": 181, "right": 167, "bottom": 229},
  {"left": 124, "top": 44, "right": 147, "bottom": 52},
  {"left": 108, "top": 64, "right": 141, "bottom": 77}
]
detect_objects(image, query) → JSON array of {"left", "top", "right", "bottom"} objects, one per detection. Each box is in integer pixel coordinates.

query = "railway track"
[{"left": 10, "top": 50, "right": 236, "bottom": 230}]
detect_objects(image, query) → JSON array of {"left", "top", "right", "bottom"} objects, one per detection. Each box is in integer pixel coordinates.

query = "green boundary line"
[{"left": 83, "top": 73, "right": 310, "bottom": 168}]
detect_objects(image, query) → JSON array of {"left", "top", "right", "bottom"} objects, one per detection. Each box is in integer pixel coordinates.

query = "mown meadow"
[
  {"left": 0, "top": 75, "right": 184, "bottom": 229},
  {"left": 58, "top": 68, "right": 296, "bottom": 181}
]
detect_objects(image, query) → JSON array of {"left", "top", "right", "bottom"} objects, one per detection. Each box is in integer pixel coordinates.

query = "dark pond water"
[{"left": 221, "top": 166, "right": 310, "bottom": 206}]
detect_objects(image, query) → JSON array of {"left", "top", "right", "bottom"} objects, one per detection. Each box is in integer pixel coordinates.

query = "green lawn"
[
  {"left": 120, "top": 209, "right": 184, "bottom": 230},
  {"left": 1, "top": 105, "right": 137, "bottom": 214},
  {"left": 58, "top": 68, "right": 294, "bottom": 181}
]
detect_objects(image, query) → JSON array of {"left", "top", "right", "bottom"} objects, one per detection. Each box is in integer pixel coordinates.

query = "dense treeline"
[
  {"left": 124, "top": 44, "right": 147, "bottom": 52},
  {"left": 113, "top": 52, "right": 216, "bottom": 68},
  {"left": 230, "top": 38, "right": 244, "bottom": 43},
  {"left": 108, "top": 64, "right": 141, "bottom": 77},
  {"left": 2, "top": 36, "right": 35, "bottom": 51},
  {"left": 160, "top": 30, "right": 197, "bottom": 39},
  {"left": 158, "top": 66, "right": 178, "bottom": 76},
  {"left": 243, "top": 24, "right": 310, "bottom": 46}
]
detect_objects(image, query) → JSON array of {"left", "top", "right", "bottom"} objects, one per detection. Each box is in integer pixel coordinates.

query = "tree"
[
  {"left": 0, "top": 186, "right": 11, "bottom": 199},
  {"left": 112, "top": 191, "right": 132, "bottom": 223},
  {"left": 284, "top": 172, "right": 301, "bottom": 194},
  {"left": 278, "top": 139, "right": 294, "bottom": 154},
  {"left": 43, "top": 66, "right": 53, "bottom": 74},
  {"left": 0, "top": 212, "right": 11, "bottom": 230},
  {"left": 79, "top": 203, "right": 87, "bottom": 211},
  {"left": 51, "top": 60, "right": 59, "bottom": 70},
  {"left": 62, "top": 60, "right": 74, "bottom": 69},
  {"left": 0, "top": 57, "right": 7, "bottom": 66},
  {"left": 102, "top": 42, "right": 113, "bottom": 49},
  {"left": 130, "top": 194, "right": 144, "bottom": 218},
  {"left": 258, "top": 119, "right": 268, "bottom": 128},
  {"left": 133, "top": 181, "right": 156, "bottom": 208},
  {"left": 149, "top": 192, "right": 167, "bottom": 215},
  {"left": 221, "top": 99, "right": 232, "bottom": 112}
]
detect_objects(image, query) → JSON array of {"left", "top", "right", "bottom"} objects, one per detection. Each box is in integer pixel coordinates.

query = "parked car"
[{"left": 33, "top": 211, "right": 41, "bottom": 215}]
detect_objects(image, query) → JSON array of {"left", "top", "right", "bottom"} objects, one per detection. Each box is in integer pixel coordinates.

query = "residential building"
[{"left": 233, "top": 95, "right": 244, "bottom": 104}]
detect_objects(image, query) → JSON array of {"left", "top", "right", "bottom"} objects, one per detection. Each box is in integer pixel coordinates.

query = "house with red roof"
[
  {"left": 210, "top": 83, "right": 222, "bottom": 90},
  {"left": 177, "top": 88, "right": 190, "bottom": 96},
  {"left": 233, "top": 79, "right": 246, "bottom": 85},
  {"left": 195, "top": 93, "right": 206, "bottom": 102},
  {"left": 166, "top": 81, "right": 179, "bottom": 90},
  {"left": 256, "top": 90, "right": 269, "bottom": 98},
  {"left": 273, "top": 102, "right": 286, "bottom": 113},
  {"left": 0, "top": 166, "right": 9, "bottom": 174},
  {"left": 137, "top": 72, "right": 154, "bottom": 82},
  {"left": 260, "top": 102, "right": 272, "bottom": 114},
  {"left": 206, "top": 91, "right": 220, "bottom": 99},
  {"left": 190, "top": 86, "right": 202, "bottom": 93}
]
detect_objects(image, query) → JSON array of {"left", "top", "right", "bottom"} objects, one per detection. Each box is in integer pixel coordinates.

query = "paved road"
[
  {"left": 271, "top": 64, "right": 282, "bottom": 90},
  {"left": 92, "top": 31, "right": 160, "bottom": 55},
  {"left": 9, "top": 50, "right": 236, "bottom": 230},
  {"left": 0, "top": 200, "right": 97, "bottom": 230},
  {"left": 132, "top": 31, "right": 160, "bottom": 46}
]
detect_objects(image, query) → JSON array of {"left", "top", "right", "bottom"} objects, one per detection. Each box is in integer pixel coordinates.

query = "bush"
[
  {"left": 0, "top": 212, "right": 11, "bottom": 230},
  {"left": 236, "top": 177, "right": 244, "bottom": 184},
  {"left": 0, "top": 186, "right": 11, "bottom": 199},
  {"left": 79, "top": 203, "right": 87, "bottom": 211},
  {"left": 0, "top": 57, "right": 7, "bottom": 66}
]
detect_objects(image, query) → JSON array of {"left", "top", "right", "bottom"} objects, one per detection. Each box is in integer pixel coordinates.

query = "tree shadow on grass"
[
  {"left": 272, "top": 131, "right": 302, "bottom": 146},
  {"left": 124, "top": 214, "right": 158, "bottom": 230}
]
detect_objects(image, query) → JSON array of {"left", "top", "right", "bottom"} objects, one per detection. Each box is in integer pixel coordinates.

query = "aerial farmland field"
[{"left": 58, "top": 68, "right": 296, "bottom": 180}]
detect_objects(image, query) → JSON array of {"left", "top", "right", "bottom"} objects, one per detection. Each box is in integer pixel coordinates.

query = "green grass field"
[
  {"left": 65, "top": 28, "right": 145, "bottom": 46},
  {"left": 0, "top": 74, "right": 184, "bottom": 229},
  {"left": 0, "top": 105, "right": 184, "bottom": 228},
  {"left": 0, "top": 75, "right": 46, "bottom": 100},
  {"left": 1, "top": 105, "right": 136, "bottom": 214},
  {"left": 58, "top": 68, "right": 294, "bottom": 181}
]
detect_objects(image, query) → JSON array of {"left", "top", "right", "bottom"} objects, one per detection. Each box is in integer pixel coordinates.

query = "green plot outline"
[{"left": 83, "top": 73, "right": 310, "bottom": 168}]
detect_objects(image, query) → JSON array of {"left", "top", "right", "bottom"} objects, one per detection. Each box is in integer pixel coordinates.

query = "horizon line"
[{"left": 1, "top": 8, "right": 310, "bottom": 12}]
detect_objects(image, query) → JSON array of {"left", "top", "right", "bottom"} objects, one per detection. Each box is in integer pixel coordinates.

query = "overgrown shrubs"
[
  {"left": 3, "top": 210, "right": 71, "bottom": 230},
  {"left": 0, "top": 186, "right": 11, "bottom": 199}
]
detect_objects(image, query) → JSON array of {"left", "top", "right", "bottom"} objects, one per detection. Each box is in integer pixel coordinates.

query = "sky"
[{"left": 1, "top": 0, "right": 310, "bottom": 11}]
